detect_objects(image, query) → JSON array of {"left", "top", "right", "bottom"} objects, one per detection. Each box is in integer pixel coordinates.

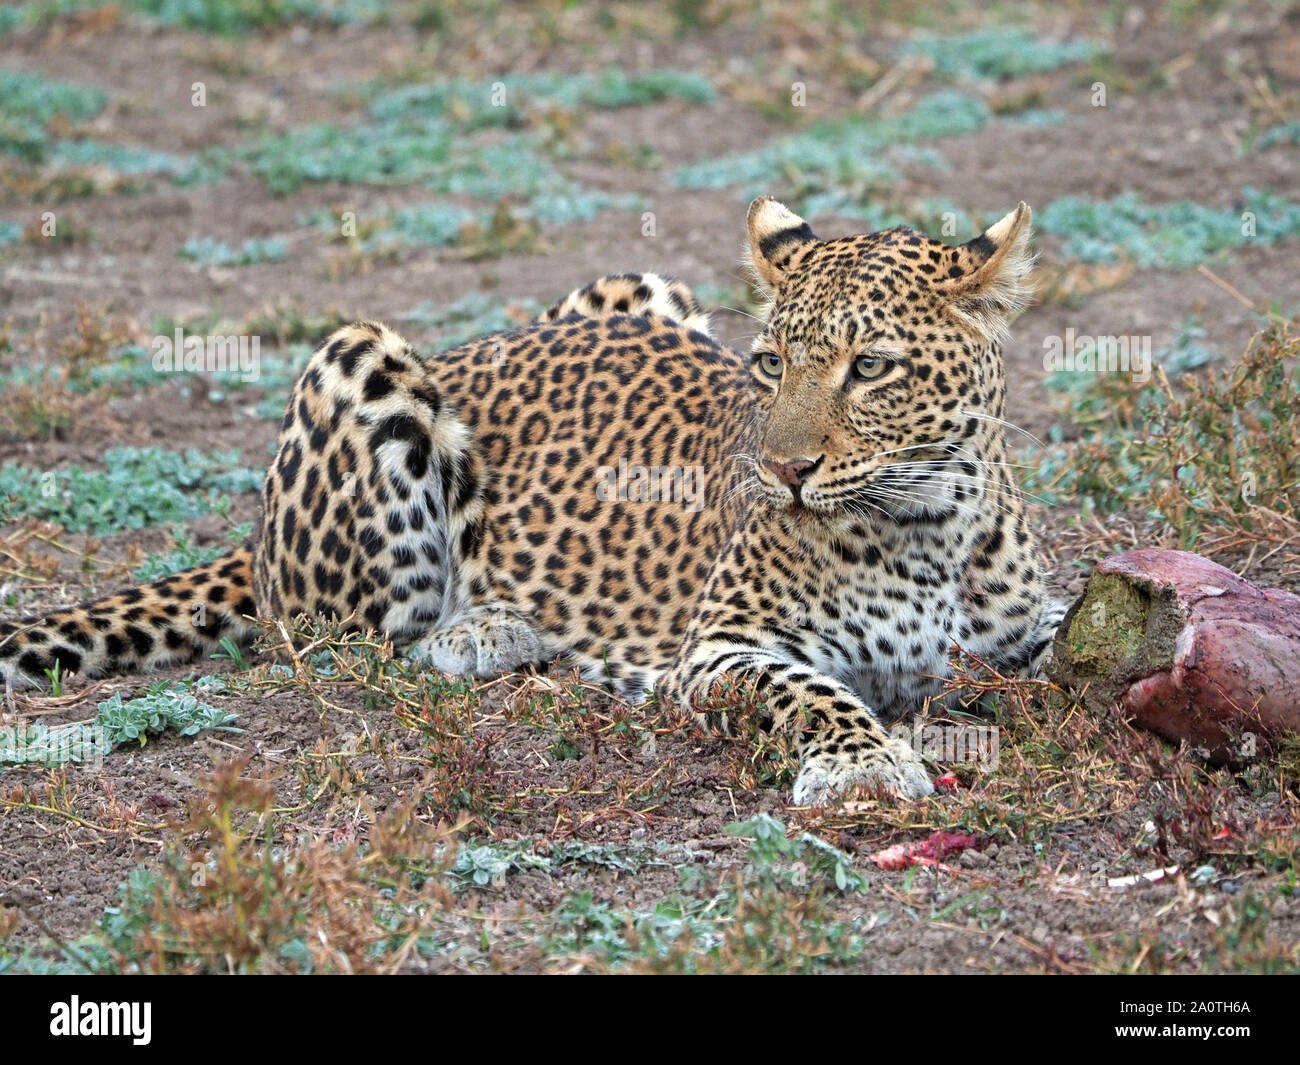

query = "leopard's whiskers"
[
  {"left": 958, "top": 409, "right": 1043, "bottom": 447},
  {"left": 884, "top": 463, "right": 1054, "bottom": 509},
  {"left": 716, "top": 305, "right": 765, "bottom": 325},
  {"left": 855, "top": 482, "right": 989, "bottom": 521}
]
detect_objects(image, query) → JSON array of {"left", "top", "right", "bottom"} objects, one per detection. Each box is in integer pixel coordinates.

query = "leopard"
[{"left": 0, "top": 197, "right": 1063, "bottom": 805}]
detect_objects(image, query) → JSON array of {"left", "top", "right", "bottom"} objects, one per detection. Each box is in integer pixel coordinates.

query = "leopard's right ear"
[
  {"left": 933, "top": 203, "right": 1034, "bottom": 340},
  {"left": 745, "top": 196, "right": 819, "bottom": 294}
]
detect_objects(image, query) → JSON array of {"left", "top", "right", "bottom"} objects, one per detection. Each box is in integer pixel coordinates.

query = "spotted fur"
[
  {"left": 537, "top": 271, "right": 711, "bottom": 338},
  {"left": 0, "top": 208, "right": 1061, "bottom": 805}
]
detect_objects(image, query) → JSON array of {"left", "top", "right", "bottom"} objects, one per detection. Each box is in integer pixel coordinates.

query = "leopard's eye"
[
  {"left": 854, "top": 355, "right": 891, "bottom": 381},
  {"left": 755, "top": 351, "right": 784, "bottom": 380}
]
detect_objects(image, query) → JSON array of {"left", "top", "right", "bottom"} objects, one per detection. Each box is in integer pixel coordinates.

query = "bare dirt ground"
[{"left": 0, "top": 0, "right": 1298, "bottom": 974}]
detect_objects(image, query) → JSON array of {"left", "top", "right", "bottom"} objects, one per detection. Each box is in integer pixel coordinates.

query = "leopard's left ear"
[
  {"left": 745, "top": 196, "right": 819, "bottom": 294},
  {"left": 934, "top": 203, "right": 1034, "bottom": 338}
]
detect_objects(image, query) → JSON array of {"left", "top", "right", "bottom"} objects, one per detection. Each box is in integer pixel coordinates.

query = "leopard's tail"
[{"left": 0, "top": 546, "right": 258, "bottom": 690}]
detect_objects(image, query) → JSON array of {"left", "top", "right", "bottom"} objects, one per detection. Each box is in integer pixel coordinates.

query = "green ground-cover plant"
[
  {"left": 126, "top": 0, "right": 383, "bottom": 35},
  {"left": 133, "top": 523, "right": 253, "bottom": 580},
  {"left": 0, "top": 70, "right": 106, "bottom": 162},
  {"left": 901, "top": 28, "right": 1098, "bottom": 80},
  {"left": 448, "top": 837, "right": 667, "bottom": 889},
  {"left": 0, "top": 447, "right": 261, "bottom": 533},
  {"left": 674, "top": 90, "right": 988, "bottom": 198},
  {"left": 1027, "top": 323, "right": 1298, "bottom": 541},
  {"left": 539, "top": 815, "right": 874, "bottom": 972},
  {"left": 179, "top": 236, "right": 288, "bottom": 266},
  {"left": 0, "top": 678, "right": 240, "bottom": 772},
  {"left": 1255, "top": 121, "right": 1300, "bottom": 150},
  {"left": 247, "top": 69, "right": 711, "bottom": 200},
  {"left": 47, "top": 139, "right": 221, "bottom": 183},
  {"left": 0, "top": 0, "right": 108, "bottom": 34},
  {"left": 363, "top": 69, "right": 714, "bottom": 130},
  {"left": 0, "top": 66, "right": 221, "bottom": 184},
  {"left": 95, "top": 682, "right": 241, "bottom": 747},
  {"left": 2, "top": 805, "right": 871, "bottom": 973},
  {"left": 1038, "top": 188, "right": 1300, "bottom": 268},
  {"left": 309, "top": 190, "right": 647, "bottom": 261}
]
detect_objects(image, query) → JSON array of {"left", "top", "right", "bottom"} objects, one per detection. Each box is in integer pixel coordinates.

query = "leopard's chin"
[{"left": 755, "top": 483, "right": 849, "bottom": 524}]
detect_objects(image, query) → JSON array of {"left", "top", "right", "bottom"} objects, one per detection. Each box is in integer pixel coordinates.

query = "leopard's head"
[{"left": 741, "top": 196, "right": 1034, "bottom": 521}]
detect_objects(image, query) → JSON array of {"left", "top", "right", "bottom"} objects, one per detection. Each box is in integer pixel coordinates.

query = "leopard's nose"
[{"left": 762, "top": 457, "right": 818, "bottom": 487}]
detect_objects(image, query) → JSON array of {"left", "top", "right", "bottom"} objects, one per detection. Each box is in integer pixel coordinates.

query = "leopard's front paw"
[{"left": 792, "top": 737, "right": 934, "bottom": 806}]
